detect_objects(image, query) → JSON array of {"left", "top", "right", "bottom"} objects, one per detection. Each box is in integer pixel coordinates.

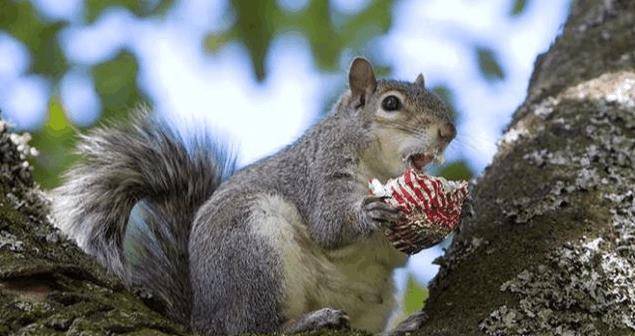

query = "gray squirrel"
[{"left": 52, "top": 57, "right": 455, "bottom": 335}]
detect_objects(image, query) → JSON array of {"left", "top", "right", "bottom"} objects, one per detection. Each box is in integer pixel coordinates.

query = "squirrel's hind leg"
[
  {"left": 189, "top": 192, "right": 287, "bottom": 335},
  {"left": 246, "top": 194, "right": 353, "bottom": 333},
  {"left": 190, "top": 192, "right": 348, "bottom": 335}
]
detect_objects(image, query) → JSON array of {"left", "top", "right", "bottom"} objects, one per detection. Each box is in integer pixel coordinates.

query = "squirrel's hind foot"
[
  {"left": 282, "top": 308, "right": 351, "bottom": 334},
  {"left": 385, "top": 311, "right": 428, "bottom": 336}
]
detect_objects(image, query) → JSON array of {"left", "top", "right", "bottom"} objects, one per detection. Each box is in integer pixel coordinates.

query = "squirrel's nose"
[{"left": 438, "top": 122, "right": 456, "bottom": 143}]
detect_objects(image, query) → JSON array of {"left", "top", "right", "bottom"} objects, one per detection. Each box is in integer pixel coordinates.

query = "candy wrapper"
[{"left": 369, "top": 168, "right": 469, "bottom": 255}]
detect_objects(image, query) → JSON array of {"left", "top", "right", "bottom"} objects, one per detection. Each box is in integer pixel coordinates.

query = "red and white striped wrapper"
[{"left": 369, "top": 168, "right": 469, "bottom": 255}]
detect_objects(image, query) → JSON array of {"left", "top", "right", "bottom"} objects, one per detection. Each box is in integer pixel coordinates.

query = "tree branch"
[
  {"left": 0, "top": 120, "right": 186, "bottom": 335},
  {"left": 418, "top": 0, "right": 635, "bottom": 334}
]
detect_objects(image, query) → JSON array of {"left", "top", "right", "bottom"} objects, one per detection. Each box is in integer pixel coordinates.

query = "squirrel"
[{"left": 51, "top": 57, "right": 456, "bottom": 335}]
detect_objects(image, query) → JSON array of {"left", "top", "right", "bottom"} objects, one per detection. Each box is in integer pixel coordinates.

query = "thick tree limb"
[
  {"left": 418, "top": 0, "right": 635, "bottom": 335},
  {"left": 0, "top": 123, "right": 186, "bottom": 334}
]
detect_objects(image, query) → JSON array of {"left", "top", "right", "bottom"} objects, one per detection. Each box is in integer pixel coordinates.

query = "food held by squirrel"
[
  {"left": 369, "top": 168, "right": 468, "bottom": 255},
  {"left": 52, "top": 57, "right": 466, "bottom": 335}
]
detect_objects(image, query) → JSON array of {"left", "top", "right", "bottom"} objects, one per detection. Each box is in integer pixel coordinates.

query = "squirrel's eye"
[{"left": 381, "top": 95, "right": 401, "bottom": 111}]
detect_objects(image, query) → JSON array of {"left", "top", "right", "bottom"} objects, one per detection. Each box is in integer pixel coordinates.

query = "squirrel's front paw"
[{"left": 359, "top": 195, "right": 405, "bottom": 233}]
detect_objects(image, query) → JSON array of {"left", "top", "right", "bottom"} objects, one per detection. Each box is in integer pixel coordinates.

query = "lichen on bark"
[
  {"left": 480, "top": 72, "right": 635, "bottom": 336},
  {"left": 416, "top": 0, "right": 635, "bottom": 335},
  {"left": 0, "top": 119, "right": 187, "bottom": 335}
]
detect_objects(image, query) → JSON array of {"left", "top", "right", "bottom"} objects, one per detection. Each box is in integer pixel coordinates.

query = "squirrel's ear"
[
  {"left": 348, "top": 57, "right": 377, "bottom": 107},
  {"left": 415, "top": 73, "right": 425, "bottom": 88}
]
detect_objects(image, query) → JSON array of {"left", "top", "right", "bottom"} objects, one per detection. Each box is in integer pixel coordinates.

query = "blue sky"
[{"left": 0, "top": 0, "right": 571, "bottom": 287}]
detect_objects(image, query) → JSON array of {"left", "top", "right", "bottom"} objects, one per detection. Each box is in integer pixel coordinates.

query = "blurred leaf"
[
  {"left": 476, "top": 46, "right": 505, "bottom": 81},
  {"left": 231, "top": 0, "right": 279, "bottom": 81},
  {"left": 209, "top": 0, "right": 395, "bottom": 80},
  {"left": 431, "top": 85, "right": 457, "bottom": 121},
  {"left": 84, "top": 0, "right": 175, "bottom": 23},
  {"left": 510, "top": 0, "right": 529, "bottom": 17},
  {"left": 91, "top": 50, "right": 149, "bottom": 121},
  {"left": 302, "top": 0, "right": 340, "bottom": 71},
  {"left": 30, "top": 21, "right": 68, "bottom": 80},
  {"left": 0, "top": 1, "right": 68, "bottom": 80},
  {"left": 340, "top": 0, "right": 393, "bottom": 50},
  {"left": 84, "top": 0, "right": 141, "bottom": 22},
  {"left": 371, "top": 64, "right": 392, "bottom": 78},
  {"left": 404, "top": 275, "right": 428, "bottom": 316},
  {"left": 439, "top": 160, "right": 473, "bottom": 181},
  {"left": 203, "top": 31, "right": 234, "bottom": 54},
  {"left": 152, "top": 0, "right": 176, "bottom": 16},
  {"left": 303, "top": 0, "right": 394, "bottom": 72},
  {"left": 30, "top": 97, "right": 78, "bottom": 188},
  {"left": 0, "top": 1, "right": 44, "bottom": 44}
]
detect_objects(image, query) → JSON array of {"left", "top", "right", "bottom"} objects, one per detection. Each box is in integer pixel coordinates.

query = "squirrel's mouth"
[{"left": 405, "top": 150, "right": 444, "bottom": 172}]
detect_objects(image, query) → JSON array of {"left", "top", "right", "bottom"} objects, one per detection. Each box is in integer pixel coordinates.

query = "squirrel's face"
[{"left": 345, "top": 58, "right": 456, "bottom": 178}]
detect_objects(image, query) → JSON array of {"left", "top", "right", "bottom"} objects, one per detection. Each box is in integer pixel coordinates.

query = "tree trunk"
[{"left": 418, "top": 0, "right": 635, "bottom": 335}]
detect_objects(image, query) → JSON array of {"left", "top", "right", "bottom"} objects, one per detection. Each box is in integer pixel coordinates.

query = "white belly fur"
[{"left": 250, "top": 193, "right": 408, "bottom": 333}]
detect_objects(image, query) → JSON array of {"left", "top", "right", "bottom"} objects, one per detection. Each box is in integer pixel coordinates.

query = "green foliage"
[
  {"left": 0, "top": 0, "right": 486, "bottom": 189},
  {"left": 230, "top": 0, "right": 279, "bottom": 81},
  {"left": 207, "top": 0, "right": 394, "bottom": 81},
  {"left": 476, "top": 46, "right": 505, "bottom": 82},
  {"left": 439, "top": 160, "right": 474, "bottom": 181},
  {"left": 30, "top": 98, "right": 78, "bottom": 189},
  {"left": 0, "top": 1, "right": 68, "bottom": 80},
  {"left": 431, "top": 85, "right": 457, "bottom": 121},
  {"left": 92, "top": 50, "right": 149, "bottom": 122},
  {"left": 28, "top": 50, "right": 146, "bottom": 187},
  {"left": 510, "top": 0, "right": 529, "bottom": 16},
  {"left": 84, "top": 0, "right": 175, "bottom": 23},
  {"left": 403, "top": 275, "right": 429, "bottom": 316},
  {"left": 303, "top": 0, "right": 393, "bottom": 71}
]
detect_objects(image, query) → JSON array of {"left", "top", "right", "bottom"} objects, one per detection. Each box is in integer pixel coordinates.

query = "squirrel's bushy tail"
[{"left": 52, "top": 107, "right": 235, "bottom": 324}]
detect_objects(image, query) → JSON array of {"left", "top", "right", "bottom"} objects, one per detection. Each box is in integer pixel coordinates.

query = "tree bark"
[
  {"left": 0, "top": 128, "right": 186, "bottom": 333},
  {"left": 418, "top": 0, "right": 635, "bottom": 335}
]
